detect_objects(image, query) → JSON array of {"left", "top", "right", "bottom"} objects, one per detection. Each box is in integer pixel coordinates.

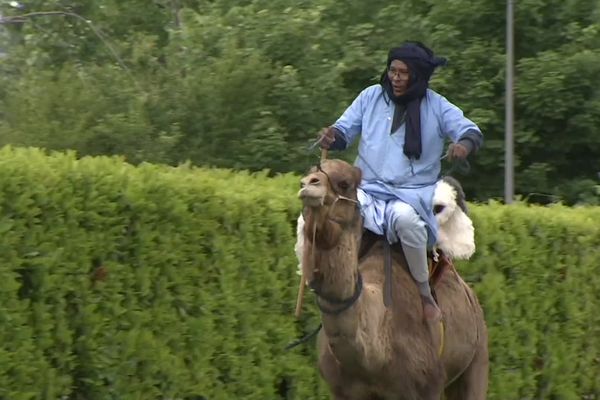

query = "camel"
[{"left": 298, "top": 159, "right": 488, "bottom": 400}]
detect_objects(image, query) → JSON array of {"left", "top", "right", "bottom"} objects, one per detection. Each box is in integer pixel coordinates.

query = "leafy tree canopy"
[{"left": 0, "top": 0, "right": 599, "bottom": 203}]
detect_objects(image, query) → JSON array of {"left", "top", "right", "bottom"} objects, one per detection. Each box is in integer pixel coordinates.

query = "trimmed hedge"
[
  {"left": 0, "top": 147, "right": 325, "bottom": 399},
  {"left": 461, "top": 202, "right": 600, "bottom": 399},
  {"left": 0, "top": 146, "right": 599, "bottom": 399}
]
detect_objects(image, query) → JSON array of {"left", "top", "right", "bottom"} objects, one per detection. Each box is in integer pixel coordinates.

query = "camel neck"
[
  {"left": 303, "top": 205, "right": 361, "bottom": 299},
  {"left": 305, "top": 223, "right": 363, "bottom": 343},
  {"left": 303, "top": 205, "right": 363, "bottom": 341},
  {"left": 311, "top": 230, "right": 360, "bottom": 301}
]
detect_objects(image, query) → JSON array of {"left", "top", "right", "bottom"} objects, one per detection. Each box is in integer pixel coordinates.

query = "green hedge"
[
  {"left": 0, "top": 146, "right": 326, "bottom": 399},
  {"left": 461, "top": 203, "right": 600, "bottom": 399},
  {"left": 0, "top": 146, "right": 599, "bottom": 399}
]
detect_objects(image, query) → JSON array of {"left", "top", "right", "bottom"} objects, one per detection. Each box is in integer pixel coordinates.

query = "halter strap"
[{"left": 311, "top": 274, "right": 363, "bottom": 315}]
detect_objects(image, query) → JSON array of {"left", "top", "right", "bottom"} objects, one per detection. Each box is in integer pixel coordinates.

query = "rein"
[
  {"left": 290, "top": 147, "right": 363, "bottom": 351},
  {"left": 286, "top": 174, "right": 362, "bottom": 350},
  {"left": 321, "top": 195, "right": 361, "bottom": 227},
  {"left": 302, "top": 157, "right": 363, "bottom": 311},
  {"left": 315, "top": 162, "right": 361, "bottom": 226},
  {"left": 305, "top": 162, "right": 363, "bottom": 313}
]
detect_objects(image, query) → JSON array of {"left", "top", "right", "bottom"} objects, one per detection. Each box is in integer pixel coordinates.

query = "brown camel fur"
[{"left": 298, "top": 159, "right": 488, "bottom": 400}]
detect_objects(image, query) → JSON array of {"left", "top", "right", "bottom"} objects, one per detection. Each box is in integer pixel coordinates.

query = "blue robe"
[{"left": 332, "top": 84, "right": 482, "bottom": 247}]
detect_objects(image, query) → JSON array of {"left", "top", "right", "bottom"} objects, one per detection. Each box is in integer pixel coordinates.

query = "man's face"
[{"left": 387, "top": 60, "right": 410, "bottom": 96}]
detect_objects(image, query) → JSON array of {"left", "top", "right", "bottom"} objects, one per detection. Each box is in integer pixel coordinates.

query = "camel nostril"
[{"left": 309, "top": 177, "right": 320, "bottom": 185}]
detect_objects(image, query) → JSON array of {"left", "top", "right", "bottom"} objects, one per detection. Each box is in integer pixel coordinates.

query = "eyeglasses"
[{"left": 387, "top": 68, "right": 410, "bottom": 80}]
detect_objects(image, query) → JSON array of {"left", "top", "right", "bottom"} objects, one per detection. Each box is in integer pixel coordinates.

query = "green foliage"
[
  {"left": 457, "top": 202, "right": 600, "bottom": 399},
  {"left": 0, "top": 0, "right": 599, "bottom": 204},
  {"left": 0, "top": 147, "right": 599, "bottom": 398},
  {"left": 0, "top": 64, "right": 171, "bottom": 164},
  {"left": 0, "top": 146, "right": 324, "bottom": 399}
]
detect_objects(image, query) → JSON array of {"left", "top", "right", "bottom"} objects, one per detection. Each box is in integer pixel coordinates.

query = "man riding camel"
[{"left": 317, "top": 41, "right": 483, "bottom": 323}]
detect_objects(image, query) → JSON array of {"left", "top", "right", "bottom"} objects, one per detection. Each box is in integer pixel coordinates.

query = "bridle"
[
  {"left": 304, "top": 162, "right": 363, "bottom": 315},
  {"left": 311, "top": 162, "right": 361, "bottom": 224},
  {"left": 310, "top": 274, "right": 363, "bottom": 315}
]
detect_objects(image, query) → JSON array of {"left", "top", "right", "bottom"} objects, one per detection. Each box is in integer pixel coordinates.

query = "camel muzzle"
[{"left": 298, "top": 180, "right": 327, "bottom": 207}]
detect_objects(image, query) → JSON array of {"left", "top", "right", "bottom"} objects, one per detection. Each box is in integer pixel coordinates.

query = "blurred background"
[{"left": 1, "top": 0, "right": 599, "bottom": 204}]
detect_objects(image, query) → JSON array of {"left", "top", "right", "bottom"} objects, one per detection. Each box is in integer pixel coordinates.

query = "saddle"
[{"left": 358, "top": 230, "right": 453, "bottom": 306}]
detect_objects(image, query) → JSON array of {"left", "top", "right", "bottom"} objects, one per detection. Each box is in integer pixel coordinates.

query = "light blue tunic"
[{"left": 332, "top": 84, "right": 482, "bottom": 246}]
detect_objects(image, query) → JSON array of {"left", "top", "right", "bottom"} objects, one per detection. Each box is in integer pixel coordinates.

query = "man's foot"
[{"left": 421, "top": 295, "right": 442, "bottom": 323}]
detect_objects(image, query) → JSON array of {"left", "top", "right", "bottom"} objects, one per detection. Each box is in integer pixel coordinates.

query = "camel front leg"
[
  {"left": 444, "top": 327, "right": 489, "bottom": 400},
  {"left": 320, "top": 346, "right": 376, "bottom": 400}
]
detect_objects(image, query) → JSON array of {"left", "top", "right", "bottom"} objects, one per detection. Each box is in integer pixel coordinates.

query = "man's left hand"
[{"left": 447, "top": 143, "right": 469, "bottom": 161}]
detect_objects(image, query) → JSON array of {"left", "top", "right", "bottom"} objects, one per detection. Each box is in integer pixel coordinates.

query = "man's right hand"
[{"left": 319, "top": 127, "right": 336, "bottom": 149}]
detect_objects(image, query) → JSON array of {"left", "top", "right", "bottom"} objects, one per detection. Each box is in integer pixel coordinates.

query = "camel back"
[{"left": 359, "top": 229, "right": 452, "bottom": 290}]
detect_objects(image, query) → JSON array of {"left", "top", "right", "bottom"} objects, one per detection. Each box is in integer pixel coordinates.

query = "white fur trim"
[
  {"left": 294, "top": 214, "right": 305, "bottom": 275},
  {"left": 433, "top": 181, "right": 476, "bottom": 260}
]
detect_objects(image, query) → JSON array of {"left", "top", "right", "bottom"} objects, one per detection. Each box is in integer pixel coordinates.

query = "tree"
[{"left": 0, "top": 0, "right": 599, "bottom": 203}]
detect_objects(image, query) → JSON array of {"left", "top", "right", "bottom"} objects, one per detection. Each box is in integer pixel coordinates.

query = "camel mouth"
[{"left": 298, "top": 186, "right": 326, "bottom": 207}]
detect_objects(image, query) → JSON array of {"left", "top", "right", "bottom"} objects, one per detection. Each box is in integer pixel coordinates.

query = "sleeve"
[
  {"left": 328, "top": 128, "right": 347, "bottom": 151},
  {"left": 331, "top": 87, "right": 371, "bottom": 149},
  {"left": 438, "top": 95, "right": 483, "bottom": 153}
]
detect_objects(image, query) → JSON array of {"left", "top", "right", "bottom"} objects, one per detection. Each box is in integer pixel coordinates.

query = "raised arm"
[
  {"left": 438, "top": 95, "right": 483, "bottom": 159},
  {"left": 320, "top": 87, "right": 371, "bottom": 150}
]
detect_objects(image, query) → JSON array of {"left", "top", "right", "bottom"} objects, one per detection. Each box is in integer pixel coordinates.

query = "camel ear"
[{"left": 352, "top": 166, "right": 362, "bottom": 187}]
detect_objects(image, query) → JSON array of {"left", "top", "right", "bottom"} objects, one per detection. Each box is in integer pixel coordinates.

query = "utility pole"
[{"left": 505, "top": 0, "right": 515, "bottom": 204}]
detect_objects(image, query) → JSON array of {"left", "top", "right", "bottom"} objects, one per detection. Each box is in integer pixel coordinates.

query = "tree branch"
[{"left": 0, "top": 11, "right": 141, "bottom": 91}]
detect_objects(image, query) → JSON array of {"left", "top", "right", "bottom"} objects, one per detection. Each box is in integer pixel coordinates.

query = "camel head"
[
  {"left": 297, "top": 159, "right": 362, "bottom": 287},
  {"left": 298, "top": 159, "right": 362, "bottom": 244},
  {"left": 299, "top": 159, "right": 361, "bottom": 212}
]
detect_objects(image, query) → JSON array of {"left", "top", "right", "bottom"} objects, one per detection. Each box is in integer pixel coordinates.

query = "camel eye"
[
  {"left": 433, "top": 205, "right": 445, "bottom": 215},
  {"left": 338, "top": 180, "right": 350, "bottom": 191}
]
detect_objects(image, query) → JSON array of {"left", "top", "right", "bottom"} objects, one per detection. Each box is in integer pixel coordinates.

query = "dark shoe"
[{"left": 421, "top": 295, "right": 442, "bottom": 323}]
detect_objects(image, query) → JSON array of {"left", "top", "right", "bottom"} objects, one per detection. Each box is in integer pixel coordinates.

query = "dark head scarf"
[{"left": 380, "top": 42, "right": 447, "bottom": 160}]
